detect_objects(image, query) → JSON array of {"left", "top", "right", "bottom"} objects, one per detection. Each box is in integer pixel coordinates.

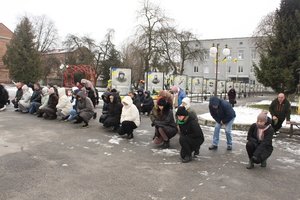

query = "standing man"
[
  {"left": 227, "top": 86, "right": 237, "bottom": 107},
  {"left": 208, "top": 96, "right": 236, "bottom": 150},
  {"left": 269, "top": 93, "right": 291, "bottom": 136}
]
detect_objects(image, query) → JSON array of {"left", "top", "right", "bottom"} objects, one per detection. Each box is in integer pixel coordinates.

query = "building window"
[
  {"left": 204, "top": 50, "right": 209, "bottom": 60},
  {"left": 238, "top": 65, "right": 243, "bottom": 73},
  {"left": 228, "top": 66, "right": 231, "bottom": 73},
  {"left": 251, "top": 49, "right": 257, "bottom": 60},
  {"left": 238, "top": 50, "right": 244, "bottom": 60},
  {"left": 194, "top": 66, "right": 199, "bottom": 72},
  {"left": 250, "top": 66, "right": 254, "bottom": 73},
  {"left": 239, "top": 41, "right": 243, "bottom": 45}
]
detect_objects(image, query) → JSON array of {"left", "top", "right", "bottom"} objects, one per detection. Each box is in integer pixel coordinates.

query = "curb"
[{"left": 198, "top": 117, "right": 251, "bottom": 131}]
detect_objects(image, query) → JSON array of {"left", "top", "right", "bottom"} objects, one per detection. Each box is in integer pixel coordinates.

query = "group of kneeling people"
[
  {"left": 5, "top": 81, "right": 274, "bottom": 166},
  {"left": 99, "top": 90, "right": 274, "bottom": 166}
]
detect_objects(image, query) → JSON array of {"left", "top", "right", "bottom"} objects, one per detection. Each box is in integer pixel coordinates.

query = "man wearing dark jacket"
[
  {"left": 176, "top": 106, "right": 204, "bottom": 163},
  {"left": 269, "top": 93, "right": 291, "bottom": 135},
  {"left": 208, "top": 96, "right": 236, "bottom": 150}
]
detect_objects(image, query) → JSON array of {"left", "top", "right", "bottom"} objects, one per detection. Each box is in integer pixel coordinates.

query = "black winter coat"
[
  {"left": 247, "top": 123, "right": 274, "bottom": 161},
  {"left": 269, "top": 98, "right": 291, "bottom": 121},
  {"left": 30, "top": 90, "right": 42, "bottom": 103},
  {"left": 178, "top": 115, "right": 204, "bottom": 142}
]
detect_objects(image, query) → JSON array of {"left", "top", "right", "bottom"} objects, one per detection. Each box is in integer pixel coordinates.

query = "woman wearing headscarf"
[
  {"left": 81, "top": 79, "right": 97, "bottom": 107},
  {"left": 36, "top": 87, "right": 49, "bottom": 116},
  {"left": 150, "top": 98, "right": 178, "bottom": 148},
  {"left": 18, "top": 85, "right": 33, "bottom": 113},
  {"left": 102, "top": 93, "right": 123, "bottom": 131},
  {"left": 141, "top": 91, "right": 154, "bottom": 116},
  {"left": 118, "top": 96, "right": 140, "bottom": 139},
  {"left": 246, "top": 112, "right": 274, "bottom": 169},
  {"left": 74, "top": 91, "right": 94, "bottom": 127},
  {"left": 38, "top": 87, "right": 58, "bottom": 119},
  {"left": 56, "top": 87, "right": 73, "bottom": 120},
  {"left": 176, "top": 106, "right": 204, "bottom": 163}
]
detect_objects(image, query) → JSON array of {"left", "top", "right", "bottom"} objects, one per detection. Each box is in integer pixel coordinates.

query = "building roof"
[{"left": 0, "top": 23, "right": 13, "bottom": 39}]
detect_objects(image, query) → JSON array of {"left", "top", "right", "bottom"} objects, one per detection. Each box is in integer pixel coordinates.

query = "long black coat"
[
  {"left": 103, "top": 93, "right": 123, "bottom": 127},
  {"left": 247, "top": 123, "right": 274, "bottom": 161}
]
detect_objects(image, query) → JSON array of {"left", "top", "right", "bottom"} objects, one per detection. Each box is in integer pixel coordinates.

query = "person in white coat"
[
  {"left": 56, "top": 87, "right": 73, "bottom": 120},
  {"left": 18, "top": 85, "right": 33, "bottom": 113},
  {"left": 118, "top": 96, "right": 140, "bottom": 139}
]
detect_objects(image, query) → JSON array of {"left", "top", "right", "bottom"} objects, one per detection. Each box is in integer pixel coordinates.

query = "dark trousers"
[
  {"left": 246, "top": 141, "right": 272, "bottom": 164},
  {"left": 12, "top": 99, "right": 19, "bottom": 108},
  {"left": 271, "top": 118, "right": 285, "bottom": 132},
  {"left": 179, "top": 136, "right": 203, "bottom": 159},
  {"left": 118, "top": 121, "right": 137, "bottom": 135}
]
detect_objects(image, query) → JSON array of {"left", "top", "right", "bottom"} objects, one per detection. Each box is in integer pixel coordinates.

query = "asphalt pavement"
[{"left": 0, "top": 95, "right": 299, "bottom": 200}]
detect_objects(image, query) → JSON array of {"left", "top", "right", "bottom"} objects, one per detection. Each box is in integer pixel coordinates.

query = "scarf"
[{"left": 257, "top": 124, "right": 270, "bottom": 141}]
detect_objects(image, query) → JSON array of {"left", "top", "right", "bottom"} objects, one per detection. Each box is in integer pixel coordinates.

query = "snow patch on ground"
[
  {"left": 151, "top": 148, "right": 180, "bottom": 156},
  {"left": 108, "top": 135, "right": 123, "bottom": 144}
]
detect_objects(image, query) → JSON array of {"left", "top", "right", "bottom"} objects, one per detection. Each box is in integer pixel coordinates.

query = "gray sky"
[{"left": 0, "top": 0, "right": 281, "bottom": 47}]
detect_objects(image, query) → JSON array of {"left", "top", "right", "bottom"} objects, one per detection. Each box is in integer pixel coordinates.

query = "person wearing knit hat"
[
  {"left": 208, "top": 96, "right": 236, "bottom": 151},
  {"left": 246, "top": 111, "right": 274, "bottom": 169},
  {"left": 176, "top": 106, "right": 204, "bottom": 163},
  {"left": 150, "top": 97, "right": 178, "bottom": 148}
]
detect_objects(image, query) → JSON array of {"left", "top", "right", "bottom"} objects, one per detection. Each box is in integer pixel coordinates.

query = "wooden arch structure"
[{"left": 63, "top": 65, "right": 96, "bottom": 87}]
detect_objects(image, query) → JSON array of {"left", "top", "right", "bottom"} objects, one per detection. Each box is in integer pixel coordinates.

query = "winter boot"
[
  {"left": 246, "top": 159, "right": 254, "bottom": 169},
  {"left": 127, "top": 133, "right": 134, "bottom": 139},
  {"left": 162, "top": 140, "right": 170, "bottom": 149},
  {"left": 193, "top": 149, "right": 200, "bottom": 157},
  {"left": 182, "top": 155, "right": 192, "bottom": 163},
  {"left": 261, "top": 160, "right": 267, "bottom": 168}
]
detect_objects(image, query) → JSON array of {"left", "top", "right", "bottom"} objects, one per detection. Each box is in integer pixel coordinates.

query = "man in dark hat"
[
  {"left": 208, "top": 96, "right": 236, "bottom": 151},
  {"left": 176, "top": 106, "right": 204, "bottom": 163}
]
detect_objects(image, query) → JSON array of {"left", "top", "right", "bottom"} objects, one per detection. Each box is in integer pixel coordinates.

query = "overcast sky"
[{"left": 1, "top": 0, "right": 281, "bottom": 48}]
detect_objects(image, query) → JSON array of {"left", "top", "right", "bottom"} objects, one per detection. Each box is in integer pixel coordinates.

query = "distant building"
[
  {"left": 0, "top": 23, "right": 13, "bottom": 83},
  {"left": 184, "top": 37, "right": 259, "bottom": 84}
]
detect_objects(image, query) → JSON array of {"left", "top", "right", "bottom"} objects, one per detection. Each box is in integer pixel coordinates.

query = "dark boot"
[
  {"left": 73, "top": 116, "right": 83, "bottom": 124},
  {"left": 193, "top": 149, "right": 200, "bottom": 157},
  {"left": 162, "top": 140, "right": 170, "bottom": 149},
  {"left": 246, "top": 159, "right": 254, "bottom": 169},
  {"left": 261, "top": 160, "right": 267, "bottom": 167},
  {"left": 182, "top": 155, "right": 192, "bottom": 163},
  {"left": 127, "top": 133, "right": 134, "bottom": 139}
]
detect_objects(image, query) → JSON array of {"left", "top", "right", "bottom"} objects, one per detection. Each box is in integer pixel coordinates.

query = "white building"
[{"left": 184, "top": 37, "right": 259, "bottom": 84}]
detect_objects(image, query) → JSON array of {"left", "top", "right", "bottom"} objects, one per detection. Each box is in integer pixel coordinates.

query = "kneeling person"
[
  {"left": 176, "top": 106, "right": 204, "bottom": 163},
  {"left": 246, "top": 112, "right": 274, "bottom": 169},
  {"left": 118, "top": 96, "right": 140, "bottom": 139}
]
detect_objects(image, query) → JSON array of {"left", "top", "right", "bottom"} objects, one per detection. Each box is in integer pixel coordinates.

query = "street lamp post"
[
  {"left": 210, "top": 44, "right": 230, "bottom": 96},
  {"left": 59, "top": 64, "right": 69, "bottom": 87}
]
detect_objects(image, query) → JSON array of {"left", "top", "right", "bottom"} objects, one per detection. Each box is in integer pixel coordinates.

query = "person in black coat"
[
  {"left": 0, "top": 84, "right": 9, "bottom": 111},
  {"left": 141, "top": 91, "right": 154, "bottom": 116},
  {"left": 176, "top": 106, "right": 204, "bottom": 163},
  {"left": 128, "top": 91, "right": 141, "bottom": 112},
  {"left": 246, "top": 112, "right": 274, "bottom": 169},
  {"left": 12, "top": 82, "right": 23, "bottom": 109},
  {"left": 99, "top": 91, "right": 110, "bottom": 123},
  {"left": 28, "top": 83, "right": 42, "bottom": 114},
  {"left": 269, "top": 93, "right": 291, "bottom": 135},
  {"left": 227, "top": 87, "right": 236, "bottom": 107},
  {"left": 103, "top": 93, "right": 123, "bottom": 131},
  {"left": 37, "top": 87, "right": 58, "bottom": 119},
  {"left": 150, "top": 98, "right": 178, "bottom": 148}
]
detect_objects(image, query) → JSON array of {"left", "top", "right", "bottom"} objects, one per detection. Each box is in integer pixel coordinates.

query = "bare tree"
[
  {"left": 121, "top": 42, "right": 145, "bottom": 87},
  {"left": 31, "top": 15, "right": 58, "bottom": 53},
  {"left": 175, "top": 30, "right": 205, "bottom": 75},
  {"left": 136, "top": 0, "right": 171, "bottom": 72},
  {"left": 63, "top": 29, "right": 117, "bottom": 85},
  {"left": 252, "top": 12, "right": 276, "bottom": 54}
]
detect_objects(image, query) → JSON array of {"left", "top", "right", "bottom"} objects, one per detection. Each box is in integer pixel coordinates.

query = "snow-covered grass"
[{"left": 199, "top": 100, "right": 300, "bottom": 127}]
